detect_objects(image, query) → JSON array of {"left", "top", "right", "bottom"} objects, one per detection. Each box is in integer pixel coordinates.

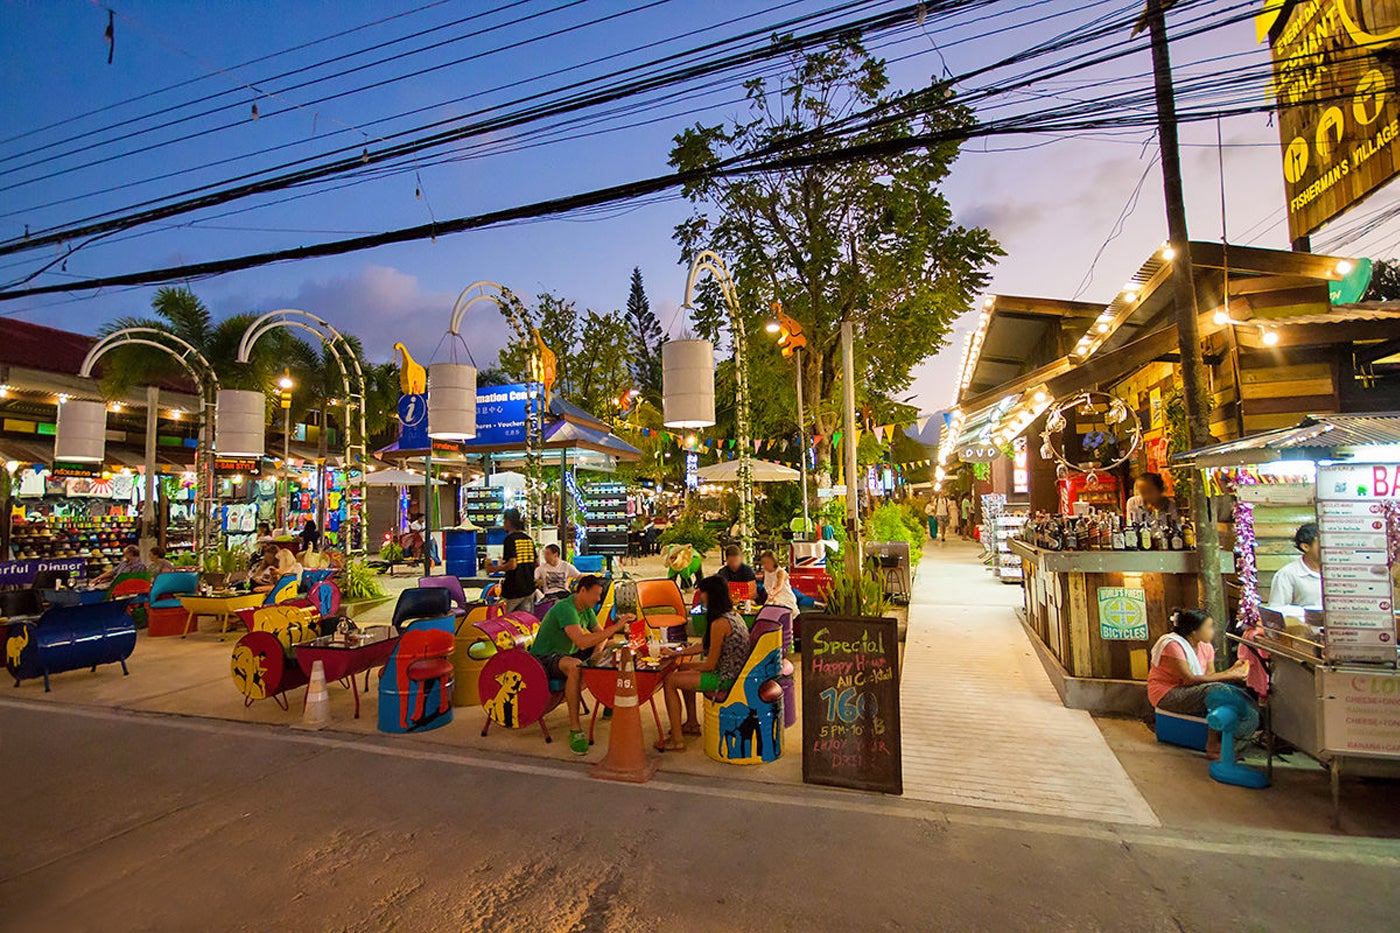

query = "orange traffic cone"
[{"left": 590, "top": 647, "right": 657, "bottom": 784}]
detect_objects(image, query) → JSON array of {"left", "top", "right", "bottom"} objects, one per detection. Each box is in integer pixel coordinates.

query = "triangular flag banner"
[
  {"left": 753, "top": 439, "right": 762, "bottom": 453},
  {"left": 917, "top": 417, "right": 929, "bottom": 432},
  {"left": 833, "top": 431, "right": 842, "bottom": 445}
]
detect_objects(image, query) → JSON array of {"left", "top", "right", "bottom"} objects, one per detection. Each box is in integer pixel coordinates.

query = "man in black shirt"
[
  {"left": 715, "top": 545, "right": 757, "bottom": 592},
  {"left": 490, "top": 509, "right": 538, "bottom": 615}
]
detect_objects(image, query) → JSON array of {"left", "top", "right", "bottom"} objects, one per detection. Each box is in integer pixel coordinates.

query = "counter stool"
[{"left": 1154, "top": 708, "right": 1208, "bottom": 752}]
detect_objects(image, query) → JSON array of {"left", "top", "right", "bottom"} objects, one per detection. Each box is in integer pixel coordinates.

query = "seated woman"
[
  {"left": 660, "top": 575, "right": 751, "bottom": 752},
  {"left": 249, "top": 544, "right": 282, "bottom": 592},
  {"left": 757, "top": 550, "right": 798, "bottom": 615},
  {"left": 1149, "top": 607, "right": 1253, "bottom": 755}
]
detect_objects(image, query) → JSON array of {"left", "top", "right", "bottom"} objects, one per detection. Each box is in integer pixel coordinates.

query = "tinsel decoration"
[{"left": 1233, "top": 475, "right": 1260, "bottom": 630}]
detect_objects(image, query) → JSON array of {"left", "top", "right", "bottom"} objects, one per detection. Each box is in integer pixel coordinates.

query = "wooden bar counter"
[{"left": 1011, "top": 539, "right": 1202, "bottom": 698}]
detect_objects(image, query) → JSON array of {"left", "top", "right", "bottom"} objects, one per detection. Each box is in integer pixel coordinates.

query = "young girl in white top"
[{"left": 758, "top": 550, "right": 799, "bottom": 615}]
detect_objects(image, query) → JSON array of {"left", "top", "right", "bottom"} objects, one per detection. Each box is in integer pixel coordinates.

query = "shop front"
[{"left": 1175, "top": 416, "right": 1400, "bottom": 813}]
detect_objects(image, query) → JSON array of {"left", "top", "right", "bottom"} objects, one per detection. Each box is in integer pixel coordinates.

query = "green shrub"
[
  {"left": 819, "top": 558, "right": 890, "bottom": 617},
  {"left": 657, "top": 508, "right": 719, "bottom": 556},
  {"left": 341, "top": 559, "right": 388, "bottom": 601},
  {"left": 379, "top": 541, "right": 404, "bottom": 564},
  {"left": 863, "top": 503, "right": 924, "bottom": 565}
]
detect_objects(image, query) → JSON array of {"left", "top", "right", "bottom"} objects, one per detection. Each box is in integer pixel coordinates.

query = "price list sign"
[
  {"left": 1315, "top": 464, "right": 1399, "bottom": 663},
  {"left": 801, "top": 616, "right": 902, "bottom": 794}
]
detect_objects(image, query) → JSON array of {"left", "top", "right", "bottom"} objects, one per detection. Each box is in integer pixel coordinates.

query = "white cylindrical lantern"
[
  {"left": 54, "top": 399, "right": 107, "bottom": 462},
  {"left": 662, "top": 338, "right": 716, "bottom": 428},
  {"left": 216, "top": 389, "right": 266, "bottom": 457},
  {"left": 428, "top": 362, "right": 477, "bottom": 439}
]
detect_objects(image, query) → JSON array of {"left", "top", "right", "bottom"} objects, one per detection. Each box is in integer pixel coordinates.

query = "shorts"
[
  {"left": 699, "top": 672, "right": 735, "bottom": 692},
  {"left": 501, "top": 594, "right": 535, "bottom": 616},
  {"left": 537, "top": 650, "right": 586, "bottom": 681}
]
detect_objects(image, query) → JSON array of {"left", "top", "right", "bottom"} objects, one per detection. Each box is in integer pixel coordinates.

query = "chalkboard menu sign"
[{"left": 801, "top": 614, "right": 902, "bottom": 794}]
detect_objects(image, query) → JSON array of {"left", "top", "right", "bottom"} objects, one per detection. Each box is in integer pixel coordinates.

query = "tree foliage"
[
  {"left": 1362, "top": 259, "right": 1400, "bottom": 301},
  {"left": 624, "top": 267, "right": 665, "bottom": 403},
  {"left": 669, "top": 40, "right": 1001, "bottom": 466},
  {"left": 496, "top": 290, "right": 633, "bottom": 419}
]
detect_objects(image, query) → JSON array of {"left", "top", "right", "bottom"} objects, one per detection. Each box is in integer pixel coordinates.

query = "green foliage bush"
[
  {"left": 863, "top": 503, "right": 924, "bottom": 565},
  {"left": 657, "top": 508, "right": 719, "bottom": 556},
  {"left": 341, "top": 559, "right": 388, "bottom": 601},
  {"left": 819, "top": 559, "right": 890, "bottom": 618}
]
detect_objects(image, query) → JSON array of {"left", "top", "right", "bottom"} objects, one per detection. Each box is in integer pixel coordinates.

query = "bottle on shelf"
[{"left": 1110, "top": 515, "right": 1126, "bottom": 551}]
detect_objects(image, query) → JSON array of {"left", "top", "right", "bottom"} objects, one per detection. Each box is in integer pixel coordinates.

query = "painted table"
[
  {"left": 295, "top": 628, "right": 399, "bottom": 719},
  {"left": 581, "top": 650, "right": 678, "bottom": 746},
  {"left": 179, "top": 592, "right": 265, "bottom": 639}
]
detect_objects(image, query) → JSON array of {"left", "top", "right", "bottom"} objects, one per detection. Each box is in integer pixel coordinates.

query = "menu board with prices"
[
  {"left": 1314, "top": 465, "right": 1400, "bottom": 664},
  {"left": 801, "top": 615, "right": 902, "bottom": 794}
]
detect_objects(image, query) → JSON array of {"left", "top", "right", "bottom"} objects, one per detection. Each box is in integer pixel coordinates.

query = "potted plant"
[
  {"left": 200, "top": 546, "right": 247, "bottom": 590},
  {"left": 340, "top": 558, "right": 392, "bottom": 620}
]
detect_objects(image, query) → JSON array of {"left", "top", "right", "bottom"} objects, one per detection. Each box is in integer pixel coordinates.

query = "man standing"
[
  {"left": 529, "top": 576, "right": 630, "bottom": 754},
  {"left": 937, "top": 492, "right": 958, "bottom": 541},
  {"left": 489, "top": 508, "right": 538, "bottom": 615}
]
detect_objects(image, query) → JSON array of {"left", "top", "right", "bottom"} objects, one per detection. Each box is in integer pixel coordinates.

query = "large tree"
[
  {"left": 624, "top": 267, "right": 665, "bottom": 403},
  {"left": 496, "top": 290, "right": 632, "bottom": 419},
  {"left": 669, "top": 39, "right": 1000, "bottom": 466}
]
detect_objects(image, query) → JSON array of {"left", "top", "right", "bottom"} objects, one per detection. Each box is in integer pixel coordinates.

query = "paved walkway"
[{"left": 899, "top": 539, "right": 1159, "bottom": 826}]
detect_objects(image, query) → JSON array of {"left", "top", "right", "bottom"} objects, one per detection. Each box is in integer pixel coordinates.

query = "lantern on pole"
[
  {"left": 661, "top": 339, "right": 716, "bottom": 429},
  {"left": 54, "top": 399, "right": 107, "bottom": 462},
  {"left": 427, "top": 362, "right": 477, "bottom": 440},
  {"left": 216, "top": 389, "right": 267, "bottom": 457}
]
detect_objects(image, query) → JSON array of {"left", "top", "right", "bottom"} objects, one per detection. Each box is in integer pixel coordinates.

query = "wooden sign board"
[
  {"left": 1271, "top": 3, "right": 1400, "bottom": 240},
  {"left": 801, "top": 614, "right": 902, "bottom": 794}
]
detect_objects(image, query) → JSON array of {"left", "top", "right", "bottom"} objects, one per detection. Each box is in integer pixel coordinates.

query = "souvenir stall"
[
  {"left": 7, "top": 463, "right": 143, "bottom": 578},
  {"left": 1174, "top": 415, "right": 1400, "bottom": 814}
]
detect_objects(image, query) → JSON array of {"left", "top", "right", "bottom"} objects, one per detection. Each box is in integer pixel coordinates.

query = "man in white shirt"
[
  {"left": 534, "top": 544, "right": 581, "bottom": 600},
  {"left": 1268, "top": 522, "right": 1322, "bottom": 608}
]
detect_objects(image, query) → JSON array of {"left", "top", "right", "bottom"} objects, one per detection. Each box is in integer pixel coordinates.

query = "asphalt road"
[{"left": 3, "top": 699, "right": 1399, "bottom": 932}]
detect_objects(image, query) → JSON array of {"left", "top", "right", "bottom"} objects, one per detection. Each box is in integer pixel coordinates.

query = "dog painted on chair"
[{"left": 483, "top": 669, "right": 527, "bottom": 728}]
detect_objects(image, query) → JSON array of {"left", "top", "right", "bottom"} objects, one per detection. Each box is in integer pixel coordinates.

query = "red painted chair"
[
  {"left": 728, "top": 580, "right": 757, "bottom": 604},
  {"left": 397, "top": 628, "right": 455, "bottom": 730}
]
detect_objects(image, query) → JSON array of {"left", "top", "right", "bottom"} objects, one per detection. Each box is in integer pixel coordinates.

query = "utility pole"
[
  {"left": 1145, "top": 0, "right": 1228, "bottom": 634},
  {"left": 841, "top": 323, "right": 861, "bottom": 586}
]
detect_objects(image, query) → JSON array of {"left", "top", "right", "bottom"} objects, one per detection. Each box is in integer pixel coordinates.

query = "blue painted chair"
[
  {"left": 263, "top": 573, "right": 300, "bottom": 605},
  {"left": 573, "top": 554, "right": 607, "bottom": 575},
  {"left": 391, "top": 586, "right": 453, "bottom": 633},
  {"left": 299, "top": 568, "right": 334, "bottom": 593},
  {"left": 147, "top": 571, "right": 199, "bottom": 636},
  {"left": 704, "top": 618, "right": 785, "bottom": 765},
  {"left": 5, "top": 599, "right": 136, "bottom": 691}
]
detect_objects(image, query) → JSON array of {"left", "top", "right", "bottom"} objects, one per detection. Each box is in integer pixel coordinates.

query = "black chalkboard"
[{"left": 800, "top": 614, "right": 902, "bottom": 794}]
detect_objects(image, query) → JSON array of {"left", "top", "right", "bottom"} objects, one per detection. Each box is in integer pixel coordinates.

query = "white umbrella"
[
  {"left": 695, "top": 458, "right": 800, "bottom": 483},
  {"left": 364, "top": 467, "right": 445, "bottom": 486}
]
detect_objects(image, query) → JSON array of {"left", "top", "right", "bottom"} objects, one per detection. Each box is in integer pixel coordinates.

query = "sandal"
[
  {"left": 681, "top": 723, "right": 702, "bottom": 737},
  {"left": 569, "top": 730, "right": 589, "bottom": 755},
  {"left": 661, "top": 737, "right": 687, "bottom": 752}
]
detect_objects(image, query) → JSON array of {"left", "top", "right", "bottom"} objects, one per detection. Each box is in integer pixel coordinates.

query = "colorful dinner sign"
[{"left": 801, "top": 615, "right": 902, "bottom": 794}]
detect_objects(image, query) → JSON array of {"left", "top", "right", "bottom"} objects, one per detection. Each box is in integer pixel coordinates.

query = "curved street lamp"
[
  {"left": 74, "top": 327, "right": 220, "bottom": 556},
  {"left": 665, "top": 250, "right": 755, "bottom": 559},
  {"left": 235, "top": 310, "right": 369, "bottom": 555}
]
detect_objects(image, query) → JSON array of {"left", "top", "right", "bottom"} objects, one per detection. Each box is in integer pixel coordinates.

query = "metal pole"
[
  {"left": 730, "top": 293, "right": 754, "bottom": 560},
  {"left": 142, "top": 386, "right": 159, "bottom": 561},
  {"left": 1146, "top": 0, "right": 1228, "bottom": 635},
  {"left": 841, "top": 323, "right": 860, "bottom": 587},
  {"left": 794, "top": 344, "right": 810, "bottom": 539},
  {"left": 423, "top": 449, "right": 434, "bottom": 576},
  {"left": 282, "top": 405, "right": 291, "bottom": 531}
]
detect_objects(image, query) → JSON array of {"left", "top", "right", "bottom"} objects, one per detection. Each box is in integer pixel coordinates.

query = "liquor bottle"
[
  {"left": 1170, "top": 521, "right": 1184, "bottom": 551},
  {"left": 1111, "top": 516, "right": 1126, "bottom": 551},
  {"left": 1152, "top": 520, "right": 1167, "bottom": 552},
  {"left": 1138, "top": 521, "right": 1153, "bottom": 551},
  {"left": 1182, "top": 519, "right": 1196, "bottom": 549},
  {"left": 1124, "top": 520, "right": 1139, "bottom": 551},
  {"left": 1064, "top": 519, "right": 1078, "bottom": 551}
]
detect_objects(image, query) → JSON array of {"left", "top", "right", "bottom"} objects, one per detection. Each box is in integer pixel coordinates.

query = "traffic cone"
[
  {"left": 590, "top": 647, "right": 657, "bottom": 784},
  {"left": 295, "top": 659, "right": 331, "bottom": 731}
]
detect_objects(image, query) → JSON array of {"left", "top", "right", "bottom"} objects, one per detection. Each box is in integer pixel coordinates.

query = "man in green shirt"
[{"left": 529, "top": 575, "right": 630, "bottom": 754}]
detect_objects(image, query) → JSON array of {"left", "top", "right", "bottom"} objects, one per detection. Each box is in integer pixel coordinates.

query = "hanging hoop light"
[
  {"left": 54, "top": 398, "right": 107, "bottom": 462},
  {"left": 662, "top": 338, "right": 716, "bottom": 428},
  {"left": 1037, "top": 390, "right": 1143, "bottom": 481}
]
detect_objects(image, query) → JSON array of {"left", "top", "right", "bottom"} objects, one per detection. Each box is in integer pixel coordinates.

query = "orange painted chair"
[{"left": 636, "top": 578, "right": 688, "bottom": 642}]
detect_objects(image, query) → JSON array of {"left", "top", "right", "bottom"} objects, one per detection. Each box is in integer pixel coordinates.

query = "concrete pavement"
[{"left": 3, "top": 699, "right": 1399, "bottom": 932}]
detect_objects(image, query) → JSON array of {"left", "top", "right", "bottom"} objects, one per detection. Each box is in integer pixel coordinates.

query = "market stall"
[{"left": 1174, "top": 414, "right": 1400, "bottom": 815}]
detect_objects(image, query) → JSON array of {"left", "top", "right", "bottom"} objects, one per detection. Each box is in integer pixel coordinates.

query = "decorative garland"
[
  {"left": 1233, "top": 492, "right": 1260, "bottom": 630},
  {"left": 1037, "top": 390, "right": 1143, "bottom": 483}
]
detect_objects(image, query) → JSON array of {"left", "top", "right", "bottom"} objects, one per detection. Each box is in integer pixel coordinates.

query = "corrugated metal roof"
[
  {"left": 1173, "top": 413, "right": 1400, "bottom": 467},
  {"left": 1272, "top": 306, "right": 1400, "bottom": 326}
]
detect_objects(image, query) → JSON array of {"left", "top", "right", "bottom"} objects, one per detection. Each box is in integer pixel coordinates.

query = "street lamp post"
[
  {"left": 769, "top": 303, "right": 811, "bottom": 539},
  {"left": 663, "top": 251, "right": 755, "bottom": 559},
  {"left": 277, "top": 370, "right": 293, "bottom": 531}
]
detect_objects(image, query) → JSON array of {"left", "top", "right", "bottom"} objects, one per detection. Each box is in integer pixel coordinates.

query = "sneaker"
[{"left": 569, "top": 730, "right": 589, "bottom": 755}]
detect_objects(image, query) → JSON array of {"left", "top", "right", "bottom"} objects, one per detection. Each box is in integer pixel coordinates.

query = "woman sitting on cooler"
[
  {"left": 659, "top": 575, "right": 750, "bottom": 752},
  {"left": 1149, "top": 607, "right": 1253, "bottom": 755}
]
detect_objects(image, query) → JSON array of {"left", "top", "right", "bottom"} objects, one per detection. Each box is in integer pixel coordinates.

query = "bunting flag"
[{"left": 917, "top": 417, "right": 929, "bottom": 432}]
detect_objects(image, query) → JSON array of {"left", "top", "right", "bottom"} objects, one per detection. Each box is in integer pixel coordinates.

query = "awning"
[{"left": 1172, "top": 413, "right": 1400, "bottom": 468}]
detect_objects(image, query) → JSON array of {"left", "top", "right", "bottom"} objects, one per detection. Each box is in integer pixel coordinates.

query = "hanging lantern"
[
  {"left": 216, "top": 389, "right": 266, "bottom": 457},
  {"left": 428, "top": 362, "right": 477, "bottom": 439},
  {"left": 54, "top": 399, "right": 107, "bottom": 462},
  {"left": 662, "top": 338, "right": 716, "bottom": 429}
]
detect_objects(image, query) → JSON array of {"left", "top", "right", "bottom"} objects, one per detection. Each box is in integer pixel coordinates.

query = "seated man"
[
  {"left": 715, "top": 544, "right": 757, "bottom": 598},
  {"left": 94, "top": 545, "right": 145, "bottom": 587},
  {"left": 527, "top": 575, "right": 630, "bottom": 755},
  {"left": 534, "top": 543, "right": 581, "bottom": 601},
  {"left": 145, "top": 546, "right": 175, "bottom": 576}
]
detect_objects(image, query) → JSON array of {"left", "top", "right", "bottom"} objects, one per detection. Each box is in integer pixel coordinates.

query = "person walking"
[
  {"left": 923, "top": 498, "right": 938, "bottom": 542},
  {"left": 935, "top": 493, "right": 955, "bottom": 542}
]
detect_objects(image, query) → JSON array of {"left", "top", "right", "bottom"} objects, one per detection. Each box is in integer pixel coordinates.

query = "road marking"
[{"left": 4, "top": 696, "right": 1399, "bottom": 867}]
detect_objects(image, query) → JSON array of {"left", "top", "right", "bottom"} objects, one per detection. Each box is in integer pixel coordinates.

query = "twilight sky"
[{"left": 2, "top": 0, "right": 1394, "bottom": 415}]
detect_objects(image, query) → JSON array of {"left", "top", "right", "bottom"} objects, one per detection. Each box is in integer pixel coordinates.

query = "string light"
[{"left": 1262, "top": 329, "right": 1280, "bottom": 346}]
